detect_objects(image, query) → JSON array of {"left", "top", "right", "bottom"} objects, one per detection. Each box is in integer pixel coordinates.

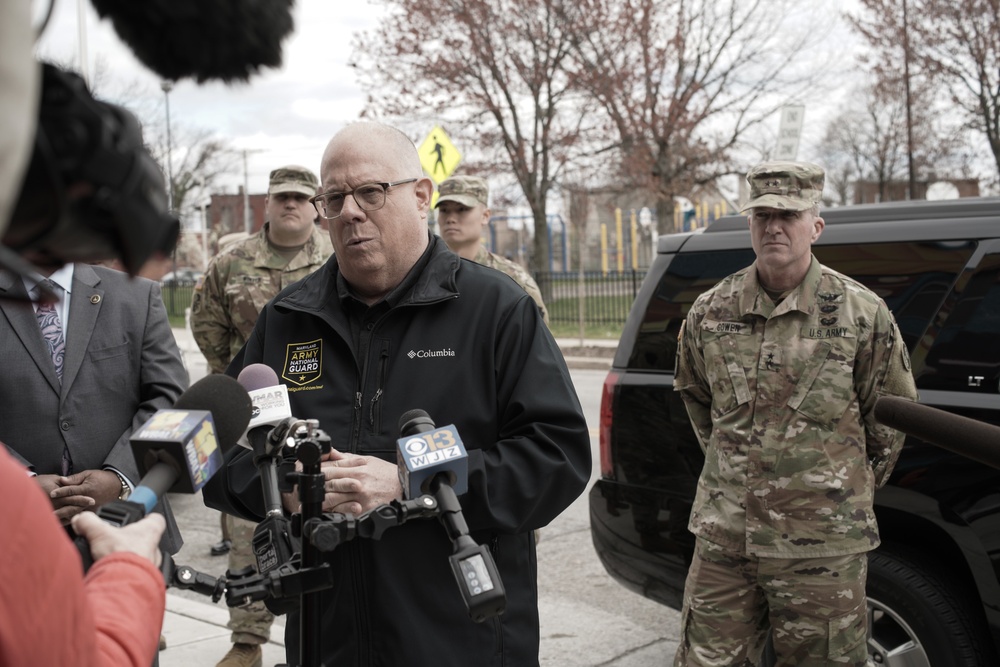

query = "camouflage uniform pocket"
[
  {"left": 704, "top": 334, "right": 752, "bottom": 419},
  {"left": 787, "top": 341, "right": 852, "bottom": 427}
]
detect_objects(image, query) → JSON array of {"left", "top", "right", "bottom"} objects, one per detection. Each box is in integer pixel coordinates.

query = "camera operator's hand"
[
  {"left": 50, "top": 469, "right": 122, "bottom": 523},
  {"left": 72, "top": 510, "right": 165, "bottom": 568}
]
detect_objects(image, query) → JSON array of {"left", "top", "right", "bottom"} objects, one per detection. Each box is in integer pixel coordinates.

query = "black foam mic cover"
[
  {"left": 874, "top": 396, "right": 1000, "bottom": 470},
  {"left": 88, "top": 0, "right": 295, "bottom": 83},
  {"left": 174, "top": 373, "right": 254, "bottom": 452}
]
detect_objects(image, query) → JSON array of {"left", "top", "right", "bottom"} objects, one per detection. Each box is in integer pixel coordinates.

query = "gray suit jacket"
[{"left": 0, "top": 263, "right": 188, "bottom": 552}]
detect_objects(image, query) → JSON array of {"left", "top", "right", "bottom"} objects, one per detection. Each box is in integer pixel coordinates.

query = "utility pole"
[
  {"left": 243, "top": 149, "right": 251, "bottom": 233},
  {"left": 161, "top": 81, "right": 175, "bottom": 210},
  {"left": 160, "top": 80, "right": 176, "bottom": 312},
  {"left": 902, "top": 0, "right": 917, "bottom": 199},
  {"left": 240, "top": 148, "right": 267, "bottom": 233},
  {"left": 76, "top": 0, "right": 89, "bottom": 85}
]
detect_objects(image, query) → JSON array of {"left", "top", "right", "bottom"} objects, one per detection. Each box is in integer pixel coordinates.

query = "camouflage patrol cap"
[
  {"left": 435, "top": 175, "right": 488, "bottom": 208},
  {"left": 740, "top": 161, "right": 825, "bottom": 212},
  {"left": 268, "top": 165, "right": 319, "bottom": 197}
]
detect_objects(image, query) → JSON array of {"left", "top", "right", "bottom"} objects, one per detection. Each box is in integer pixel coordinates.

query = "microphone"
[
  {"left": 236, "top": 363, "right": 299, "bottom": 579},
  {"left": 109, "top": 374, "right": 253, "bottom": 519},
  {"left": 396, "top": 409, "right": 469, "bottom": 500},
  {"left": 237, "top": 364, "right": 294, "bottom": 509},
  {"left": 397, "top": 410, "right": 505, "bottom": 622},
  {"left": 874, "top": 396, "right": 1000, "bottom": 470},
  {"left": 87, "top": 0, "right": 295, "bottom": 83},
  {"left": 76, "top": 374, "right": 253, "bottom": 569}
]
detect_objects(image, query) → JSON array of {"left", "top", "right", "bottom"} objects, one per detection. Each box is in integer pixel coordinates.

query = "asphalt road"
[{"left": 166, "top": 364, "right": 681, "bottom": 665}]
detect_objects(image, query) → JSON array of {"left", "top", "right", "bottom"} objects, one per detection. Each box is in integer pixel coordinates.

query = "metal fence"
[
  {"left": 160, "top": 271, "right": 649, "bottom": 329},
  {"left": 160, "top": 282, "right": 196, "bottom": 319},
  {"left": 535, "top": 270, "right": 646, "bottom": 325}
]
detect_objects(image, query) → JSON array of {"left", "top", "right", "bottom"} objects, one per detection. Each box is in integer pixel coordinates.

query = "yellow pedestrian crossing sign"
[{"left": 419, "top": 126, "right": 462, "bottom": 185}]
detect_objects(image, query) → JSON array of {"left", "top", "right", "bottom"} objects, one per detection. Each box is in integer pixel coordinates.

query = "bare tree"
[
  {"left": 144, "top": 125, "right": 235, "bottom": 220},
  {"left": 561, "top": 0, "right": 827, "bottom": 234},
  {"left": 920, "top": 0, "right": 1000, "bottom": 180},
  {"left": 823, "top": 82, "right": 910, "bottom": 202},
  {"left": 79, "top": 57, "right": 237, "bottom": 224},
  {"left": 818, "top": 75, "right": 970, "bottom": 203},
  {"left": 852, "top": 0, "right": 1000, "bottom": 182},
  {"left": 353, "top": 0, "right": 597, "bottom": 272}
]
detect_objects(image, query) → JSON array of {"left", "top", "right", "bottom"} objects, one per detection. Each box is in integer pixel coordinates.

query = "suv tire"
[{"left": 867, "top": 549, "right": 995, "bottom": 667}]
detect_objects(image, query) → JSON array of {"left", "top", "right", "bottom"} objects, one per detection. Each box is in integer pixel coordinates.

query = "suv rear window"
[{"left": 628, "top": 242, "right": 974, "bottom": 373}]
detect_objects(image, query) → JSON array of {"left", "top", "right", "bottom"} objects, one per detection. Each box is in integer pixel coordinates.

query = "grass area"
[
  {"left": 546, "top": 294, "right": 632, "bottom": 340},
  {"left": 548, "top": 321, "right": 623, "bottom": 340},
  {"left": 161, "top": 285, "right": 194, "bottom": 328}
]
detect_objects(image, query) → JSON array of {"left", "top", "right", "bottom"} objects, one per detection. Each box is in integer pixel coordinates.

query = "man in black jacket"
[{"left": 203, "top": 121, "right": 591, "bottom": 666}]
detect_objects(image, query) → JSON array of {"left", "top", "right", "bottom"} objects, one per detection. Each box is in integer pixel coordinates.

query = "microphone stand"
[{"left": 286, "top": 420, "right": 328, "bottom": 667}]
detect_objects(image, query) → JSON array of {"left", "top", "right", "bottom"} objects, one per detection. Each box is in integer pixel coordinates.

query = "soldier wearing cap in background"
[
  {"left": 672, "top": 161, "right": 917, "bottom": 666},
  {"left": 190, "top": 164, "right": 333, "bottom": 667},
  {"left": 435, "top": 175, "right": 549, "bottom": 324}
]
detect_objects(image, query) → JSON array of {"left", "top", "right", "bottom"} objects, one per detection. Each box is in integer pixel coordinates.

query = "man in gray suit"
[{"left": 0, "top": 261, "right": 188, "bottom": 552}]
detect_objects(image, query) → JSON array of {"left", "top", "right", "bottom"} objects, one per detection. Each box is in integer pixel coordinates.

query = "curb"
[{"left": 563, "top": 356, "right": 612, "bottom": 371}]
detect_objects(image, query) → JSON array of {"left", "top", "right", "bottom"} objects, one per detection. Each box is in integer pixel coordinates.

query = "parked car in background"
[
  {"left": 591, "top": 198, "right": 1000, "bottom": 667},
  {"left": 160, "top": 267, "right": 203, "bottom": 286}
]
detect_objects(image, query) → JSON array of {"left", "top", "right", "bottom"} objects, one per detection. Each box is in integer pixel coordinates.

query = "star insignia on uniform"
[{"left": 299, "top": 375, "right": 306, "bottom": 382}]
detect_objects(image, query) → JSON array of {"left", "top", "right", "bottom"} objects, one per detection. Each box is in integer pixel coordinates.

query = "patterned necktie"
[
  {"left": 35, "top": 280, "right": 71, "bottom": 474},
  {"left": 35, "top": 280, "right": 66, "bottom": 381}
]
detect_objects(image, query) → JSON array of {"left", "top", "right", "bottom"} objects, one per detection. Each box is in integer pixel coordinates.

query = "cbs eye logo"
[{"left": 404, "top": 437, "right": 428, "bottom": 456}]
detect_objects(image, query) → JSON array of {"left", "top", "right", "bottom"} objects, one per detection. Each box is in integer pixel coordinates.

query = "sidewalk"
[{"left": 161, "top": 594, "right": 286, "bottom": 667}]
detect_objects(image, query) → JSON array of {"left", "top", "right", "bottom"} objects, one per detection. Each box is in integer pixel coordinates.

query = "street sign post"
[
  {"left": 419, "top": 126, "right": 462, "bottom": 185},
  {"left": 774, "top": 105, "right": 806, "bottom": 160}
]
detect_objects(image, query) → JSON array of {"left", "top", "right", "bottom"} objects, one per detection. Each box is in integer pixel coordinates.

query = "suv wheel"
[{"left": 867, "top": 549, "right": 995, "bottom": 666}]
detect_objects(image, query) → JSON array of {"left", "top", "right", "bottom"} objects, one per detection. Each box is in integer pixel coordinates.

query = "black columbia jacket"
[{"left": 203, "top": 236, "right": 591, "bottom": 666}]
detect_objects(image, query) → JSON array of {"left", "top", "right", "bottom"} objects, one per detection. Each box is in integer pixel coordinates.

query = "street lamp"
[
  {"left": 160, "top": 80, "right": 174, "bottom": 210},
  {"left": 160, "top": 80, "right": 176, "bottom": 313}
]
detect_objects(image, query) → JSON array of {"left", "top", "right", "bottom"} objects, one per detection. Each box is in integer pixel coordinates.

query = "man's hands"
[
  {"left": 72, "top": 511, "right": 165, "bottom": 568},
  {"left": 44, "top": 469, "right": 121, "bottom": 524},
  {"left": 280, "top": 449, "right": 403, "bottom": 515}
]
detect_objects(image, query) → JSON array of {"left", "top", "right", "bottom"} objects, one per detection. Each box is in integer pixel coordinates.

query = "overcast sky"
[
  {"left": 31, "top": 0, "right": 879, "bottom": 215},
  {"left": 34, "top": 0, "right": 386, "bottom": 194}
]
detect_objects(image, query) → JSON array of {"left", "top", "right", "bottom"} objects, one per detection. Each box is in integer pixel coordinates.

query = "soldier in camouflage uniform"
[
  {"left": 191, "top": 165, "right": 333, "bottom": 667},
  {"left": 672, "top": 161, "right": 918, "bottom": 667},
  {"left": 435, "top": 175, "right": 548, "bottom": 324}
]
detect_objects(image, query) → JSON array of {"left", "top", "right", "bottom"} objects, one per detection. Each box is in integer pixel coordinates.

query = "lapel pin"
[{"left": 91, "top": 295, "right": 101, "bottom": 304}]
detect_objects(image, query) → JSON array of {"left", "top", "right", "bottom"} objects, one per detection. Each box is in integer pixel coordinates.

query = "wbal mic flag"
[
  {"left": 130, "top": 409, "right": 221, "bottom": 494},
  {"left": 396, "top": 423, "right": 469, "bottom": 499}
]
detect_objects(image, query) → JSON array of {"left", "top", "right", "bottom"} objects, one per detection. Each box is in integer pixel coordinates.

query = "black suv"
[{"left": 590, "top": 198, "right": 1000, "bottom": 667}]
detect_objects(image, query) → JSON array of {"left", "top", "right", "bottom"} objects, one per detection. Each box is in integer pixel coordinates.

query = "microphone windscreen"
[
  {"left": 175, "top": 374, "right": 253, "bottom": 451},
  {"left": 238, "top": 363, "right": 281, "bottom": 392},
  {"left": 398, "top": 408, "right": 436, "bottom": 437},
  {"left": 88, "top": 0, "right": 295, "bottom": 83}
]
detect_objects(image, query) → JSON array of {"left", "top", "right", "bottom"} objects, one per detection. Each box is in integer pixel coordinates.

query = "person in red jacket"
[{"left": 0, "top": 445, "right": 167, "bottom": 667}]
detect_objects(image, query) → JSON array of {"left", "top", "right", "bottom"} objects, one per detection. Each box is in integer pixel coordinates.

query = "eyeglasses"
[{"left": 310, "top": 178, "right": 419, "bottom": 220}]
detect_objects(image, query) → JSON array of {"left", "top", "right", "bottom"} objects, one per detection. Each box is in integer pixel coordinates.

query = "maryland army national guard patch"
[{"left": 283, "top": 339, "right": 322, "bottom": 388}]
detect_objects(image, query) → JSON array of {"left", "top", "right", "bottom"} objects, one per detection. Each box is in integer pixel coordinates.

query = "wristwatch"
[{"left": 113, "top": 471, "right": 131, "bottom": 500}]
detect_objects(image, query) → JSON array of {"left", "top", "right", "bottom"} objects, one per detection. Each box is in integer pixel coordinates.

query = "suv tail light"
[{"left": 599, "top": 370, "right": 620, "bottom": 478}]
